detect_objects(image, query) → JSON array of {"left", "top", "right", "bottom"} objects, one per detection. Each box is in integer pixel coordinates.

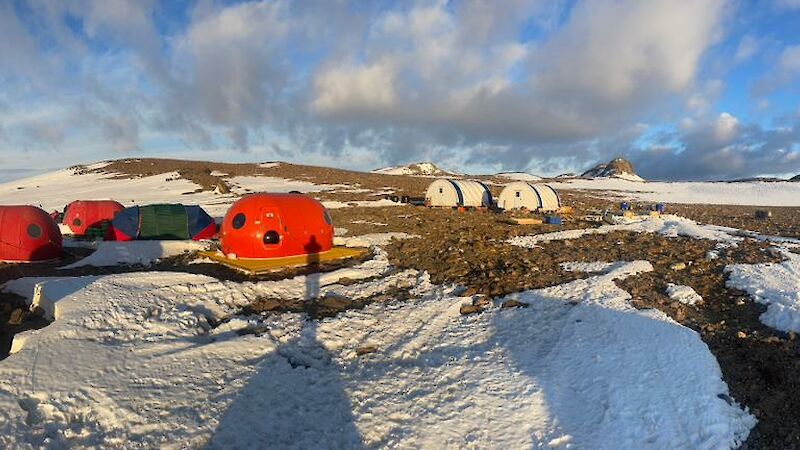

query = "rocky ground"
[{"left": 4, "top": 160, "right": 800, "bottom": 448}]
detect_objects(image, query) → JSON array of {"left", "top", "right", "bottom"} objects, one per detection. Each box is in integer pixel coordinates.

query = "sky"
[{"left": 1, "top": 0, "right": 799, "bottom": 181}]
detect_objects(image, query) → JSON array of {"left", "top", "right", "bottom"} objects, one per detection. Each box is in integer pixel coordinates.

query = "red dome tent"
[
  {"left": 62, "top": 200, "right": 124, "bottom": 237},
  {"left": 221, "top": 193, "right": 334, "bottom": 259},
  {"left": 0, "top": 206, "right": 62, "bottom": 262}
]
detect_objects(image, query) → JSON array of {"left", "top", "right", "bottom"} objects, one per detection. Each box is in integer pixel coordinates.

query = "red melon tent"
[
  {"left": 62, "top": 200, "right": 125, "bottom": 236},
  {"left": 0, "top": 205, "right": 63, "bottom": 262},
  {"left": 220, "top": 193, "right": 333, "bottom": 259}
]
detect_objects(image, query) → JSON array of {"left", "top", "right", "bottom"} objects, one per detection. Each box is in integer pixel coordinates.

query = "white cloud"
[
  {"left": 534, "top": 0, "right": 726, "bottom": 105},
  {"left": 2, "top": 0, "right": 798, "bottom": 181},
  {"left": 776, "top": 0, "right": 800, "bottom": 9},
  {"left": 313, "top": 60, "right": 398, "bottom": 115},
  {"left": 779, "top": 45, "right": 800, "bottom": 73},
  {"left": 734, "top": 35, "right": 759, "bottom": 62}
]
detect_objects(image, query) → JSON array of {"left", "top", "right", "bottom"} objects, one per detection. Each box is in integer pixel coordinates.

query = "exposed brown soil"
[{"left": 244, "top": 274, "right": 415, "bottom": 320}]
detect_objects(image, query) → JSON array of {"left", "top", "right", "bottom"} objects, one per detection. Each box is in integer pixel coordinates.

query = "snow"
[
  {"left": 3, "top": 275, "right": 102, "bottom": 321},
  {"left": 495, "top": 172, "right": 542, "bottom": 181},
  {"left": 0, "top": 257, "right": 753, "bottom": 448},
  {"left": 334, "top": 232, "right": 418, "bottom": 247},
  {"left": 0, "top": 169, "right": 217, "bottom": 213},
  {"left": 209, "top": 170, "right": 228, "bottom": 177},
  {"left": 551, "top": 178, "right": 800, "bottom": 206},
  {"left": 611, "top": 172, "right": 647, "bottom": 182},
  {"left": 226, "top": 176, "right": 334, "bottom": 196},
  {"left": 61, "top": 241, "right": 210, "bottom": 269},
  {"left": 350, "top": 220, "right": 388, "bottom": 226},
  {"left": 371, "top": 162, "right": 454, "bottom": 177},
  {"left": 726, "top": 251, "right": 800, "bottom": 333},
  {"left": 666, "top": 284, "right": 703, "bottom": 306},
  {"left": 0, "top": 167, "right": 348, "bottom": 219},
  {"left": 510, "top": 215, "right": 742, "bottom": 247},
  {"left": 560, "top": 261, "right": 614, "bottom": 273},
  {"left": 322, "top": 198, "right": 401, "bottom": 209}
]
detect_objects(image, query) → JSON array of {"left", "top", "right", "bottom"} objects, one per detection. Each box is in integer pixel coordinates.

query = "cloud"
[
  {"left": 2, "top": 0, "right": 798, "bottom": 181},
  {"left": 734, "top": 35, "right": 759, "bottom": 62},
  {"left": 309, "top": 0, "right": 727, "bottom": 158},
  {"left": 776, "top": 0, "right": 800, "bottom": 10},
  {"left": 630, "top": 113, "right": 800, "bottom": 180}
]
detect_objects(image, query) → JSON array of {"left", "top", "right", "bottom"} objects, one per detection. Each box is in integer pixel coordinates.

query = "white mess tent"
[
  {"left": 425, "top": 179, "right": 493, "bottom": 207},
  {"left": 498, "top": 182, "right": 561, "bottom": 211}
]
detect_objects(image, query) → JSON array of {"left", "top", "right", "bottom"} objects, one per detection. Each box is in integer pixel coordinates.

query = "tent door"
[{"left": 260, "top": 208, "right": 283, "bottom": 244}]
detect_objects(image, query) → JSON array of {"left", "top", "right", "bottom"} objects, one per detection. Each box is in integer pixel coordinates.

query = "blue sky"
[{"left": 1, "top": 0, "right": 799, "bottom": 181}]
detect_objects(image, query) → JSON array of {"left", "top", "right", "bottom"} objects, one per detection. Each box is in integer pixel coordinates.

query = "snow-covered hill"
[
  {"left": 495, "top": 172, "right": 542, "bottom": 181},
  {"left": 371, "top": 162, "right": 456, "bottom": 177},
  {"left": 582, "top": 158, "right": 645, "bottom": 182},
  {"left": 0, "top": 164, "right": 395, "bottom": 217}
]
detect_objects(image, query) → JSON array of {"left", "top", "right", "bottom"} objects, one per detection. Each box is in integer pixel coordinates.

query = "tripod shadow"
[{"left": 207, "top": 236, "right": 363, "bottom": 449}]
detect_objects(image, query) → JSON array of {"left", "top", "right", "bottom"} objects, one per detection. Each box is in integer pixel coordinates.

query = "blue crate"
[{"left": 544, "top": 216, "right": 563, "bottom": 225}]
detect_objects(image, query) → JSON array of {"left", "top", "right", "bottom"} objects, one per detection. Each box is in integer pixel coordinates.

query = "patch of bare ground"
[
  {"left": 0, "top": 291, "right": 49, "bottom": 359},
  {"left": 244, "top": 271, "right": 415, "bottom": 320}
]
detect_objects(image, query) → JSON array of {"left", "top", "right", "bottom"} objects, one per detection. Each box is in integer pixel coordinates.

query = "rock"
[
  {"left": 767, "top": 247, "right": 784, "bottom": 259},
  {"left": 737, "top": 331, "right": 748, "bottom": 339},
  {"left": 356, "top": 345, "right": 378, "bottom": 356},
  {"left": 463, "top": 287, "right": 478, "bottom": 297},
  {"left": 319, "top": 292, "right": 350, "bottom": 310},
  {"left": 501, "top": 300, "right": 529, "bottom": 308},
  {"left": 213, "top": 181, "right": 231, "bottom": 194},
  {"left": 669, "top": 262, "right": 687, "bottom": 271},
  {"left": 473, "top": 296, "right": 491, "bottom": 308},
  {"left": 460, "top": 304, "right": 483, "bottom": 315},
  {"left": 7, "top": 308, "right": 25, "bottom": 326},
  {"left": 259, "top": 298, "right": 283, "bottom": 311}
]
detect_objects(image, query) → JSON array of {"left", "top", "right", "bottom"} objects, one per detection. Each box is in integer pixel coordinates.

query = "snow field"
[
  {"left": 0, "top": 244, "right": 755, "bottom": 448},
  {"left": 551, "top": 178, "right": 800, "bottom": 206}
]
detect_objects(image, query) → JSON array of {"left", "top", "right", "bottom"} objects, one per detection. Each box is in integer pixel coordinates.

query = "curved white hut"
[
  {"left": 425, "top": 179, "right": 493, "bottom": 207},
  {"left": 498, "top": 182, "right": 561, "bottom": 212}
]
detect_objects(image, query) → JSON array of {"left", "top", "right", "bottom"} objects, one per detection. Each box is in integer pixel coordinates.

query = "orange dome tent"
[
  {"left": 221, "top": 193, "right": 334, "bottom": 259},
  {"left": 0, "top": 205, "right": 62, "bottom": 262},
  {"left": 62, "top": 200, "right": 124, "bottom": 236}
]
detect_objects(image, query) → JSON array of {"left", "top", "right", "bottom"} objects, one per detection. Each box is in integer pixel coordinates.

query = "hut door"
[
  {"left": 260, "top": 207, "right": 283, "bottom": 245},
  {"left": 514, "top": 191, "right": 523, "bottom": 209}
]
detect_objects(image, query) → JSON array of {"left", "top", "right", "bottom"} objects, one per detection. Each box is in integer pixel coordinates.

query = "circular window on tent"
[
  {"left": 73, "top": 218, "right": 82, "bottom": 227},
  {"left": 263, "top": 230, "right": 280, "bottom": 245},
  {"left": 232, "top": 213, "right": 246, "bottom": 229},
  {"left": 27, "top": 224, "right": 42, "bottom": 239}
]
